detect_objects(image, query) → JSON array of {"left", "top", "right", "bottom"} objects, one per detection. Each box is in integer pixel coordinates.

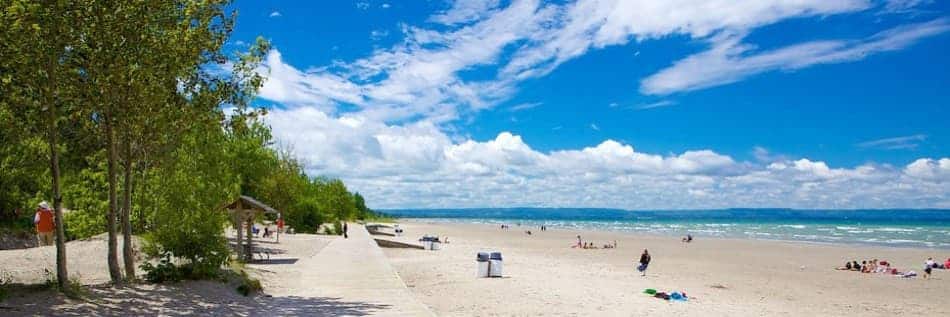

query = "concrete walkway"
[{"left": 268, "top": 224, "right": 434, "bottom": 316}]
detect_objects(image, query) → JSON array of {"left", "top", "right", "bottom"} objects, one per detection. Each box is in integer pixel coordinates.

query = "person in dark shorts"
[{"left": 638, "top": 249, "right": 651, "bottom": 276}]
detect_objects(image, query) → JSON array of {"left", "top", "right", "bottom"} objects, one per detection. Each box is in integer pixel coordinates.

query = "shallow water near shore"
[{"left": 384, "top": 208, "right": 950, "bottom": 249}]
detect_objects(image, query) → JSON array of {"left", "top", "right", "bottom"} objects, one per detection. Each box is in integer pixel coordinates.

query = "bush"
[
  {"left": 235, "top": 271, "right": 262, "bottom": 296},
  {"left": 140, "top": 253, "right": 182, "bottom": 283},
  {"left": 0, "top": 270, "right": 12, "bottom": 301},
  {"left": 62, "top": 210, "right": 105, "bottom": 240}
]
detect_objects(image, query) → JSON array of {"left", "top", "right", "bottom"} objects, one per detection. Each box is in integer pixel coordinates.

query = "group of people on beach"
[
  {"left": 572, "top": 235, "right": 617, "bottom": 249},
  {"left": 837, "top": 257, "right": 948, "bottom": 279}
]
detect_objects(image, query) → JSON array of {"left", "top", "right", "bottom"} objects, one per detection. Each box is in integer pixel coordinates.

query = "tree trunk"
[
  {"left": 45, "top": 58, "right": 68, "bottom": 288},
  {"left": 121, "top": 132, "right": 135, "bottom": 279},
  {"left": 105, "top": 111, "right": 122, "bottom": 283}
]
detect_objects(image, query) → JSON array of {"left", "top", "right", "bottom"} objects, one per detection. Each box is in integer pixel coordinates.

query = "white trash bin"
[
  {"left": 476, "top": 252, "right": 490, "bottom": 277},
  {"left": 489, "top": 252, "right": 503, "bottom": 277}
]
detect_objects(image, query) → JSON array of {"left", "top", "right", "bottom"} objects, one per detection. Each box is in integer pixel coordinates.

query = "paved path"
[{"left": 266, "top": 224, "right": 434, "bottom": 316}]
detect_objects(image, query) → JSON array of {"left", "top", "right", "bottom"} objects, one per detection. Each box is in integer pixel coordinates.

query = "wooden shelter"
[{"left": 224, "top": 195, "right": 279, "bottom": 261}]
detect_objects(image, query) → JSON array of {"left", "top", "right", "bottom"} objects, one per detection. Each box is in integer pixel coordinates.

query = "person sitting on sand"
[
  {"left": 860, "top": 261, "right": 869, "bottom": 273},
  {"left": 924, "top": 258, "right": 935, "bottom": 279},
  {"left": 944, "top": 258, "right": 950, "bottom": 269},
  {"left": 836, "top": 261, "right": 853, "bottom": 270}
]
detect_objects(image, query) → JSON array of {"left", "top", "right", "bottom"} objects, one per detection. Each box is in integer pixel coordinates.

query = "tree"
[{"left": 0, "top": 0, "right": 86, "bottom": 289}]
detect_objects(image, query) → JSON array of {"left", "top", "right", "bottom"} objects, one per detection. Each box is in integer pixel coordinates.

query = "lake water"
[{"left": 382, "top": 208, "right": 950, "bottom": 249}]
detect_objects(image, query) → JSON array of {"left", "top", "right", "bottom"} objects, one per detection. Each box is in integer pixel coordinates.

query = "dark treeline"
[{"left": 0, "top": 0, "right": 375, "bottom": 287}]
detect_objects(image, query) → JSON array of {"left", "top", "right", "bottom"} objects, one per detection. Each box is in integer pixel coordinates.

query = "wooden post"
[
  {"left": 233, "top": 200, "right": 244, "bottom": 261},
  {"left": 245, "top": 212, "right": 253, "bottom": 261}
]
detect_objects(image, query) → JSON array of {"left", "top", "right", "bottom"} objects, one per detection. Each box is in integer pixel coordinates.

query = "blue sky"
[{"left": 226, "top": 0, "right": 949, "bottom": 209}]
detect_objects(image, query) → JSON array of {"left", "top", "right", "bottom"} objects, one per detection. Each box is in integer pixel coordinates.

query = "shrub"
[
  {"left": 140, "top": 253, "right": 182, "bottom": 283},
  {"left": 234, "top": 270, "right": 262, "bottom": 296}
]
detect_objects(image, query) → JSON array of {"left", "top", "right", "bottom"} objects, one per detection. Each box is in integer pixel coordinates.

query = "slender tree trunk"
[
  {"left": 45, "top": 58, "right": 68, "bottom": 288},
  {"left": 105, "top": 111, "right": 122, "bottom": 283},
  {"left": 121, "top": 132, "right": 135, "bottom": 279}
]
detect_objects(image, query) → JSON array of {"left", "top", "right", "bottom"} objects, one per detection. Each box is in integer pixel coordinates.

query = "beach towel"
[
  {"left": 670, "top": 292, "right": 687, "bottom": 301},
  {"left": 643, "top": 288, "right": 657, "bottom": 295}
]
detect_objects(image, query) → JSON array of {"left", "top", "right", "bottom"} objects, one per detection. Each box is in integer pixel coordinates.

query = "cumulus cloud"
[
  {"left": 263, "top": 107, "right": 950, "bottom": 209},
  {"left": 269, "top": 11, "right": 282, "bottom": 18},
  {"left": 248, "top": 1, "right": 950, "bottom": 209}
]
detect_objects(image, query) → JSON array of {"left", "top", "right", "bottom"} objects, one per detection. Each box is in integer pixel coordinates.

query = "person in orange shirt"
[{"left": 34, "top": 201, "right": 55, "bottom": 246}]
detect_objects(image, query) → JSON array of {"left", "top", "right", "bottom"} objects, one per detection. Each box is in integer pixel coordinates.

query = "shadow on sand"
[{"left": 3, "top": 281, "right": 391, "bottom": 316}]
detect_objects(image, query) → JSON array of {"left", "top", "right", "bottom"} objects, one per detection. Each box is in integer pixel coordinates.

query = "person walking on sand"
[
  {"left": 638, "top": 249, "right": 651, "bottom": 276},
  {"left": 343, "top": 222, "right": 348, "bottom": 239},
  {"left": 34, "top": 202, "right": 55, "bottom": 247}
]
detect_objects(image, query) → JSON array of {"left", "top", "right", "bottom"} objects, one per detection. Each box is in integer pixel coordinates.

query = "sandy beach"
[
  {"left": 2, "top": 222, "right": 948, "bottom": 316},
  {"left": 383, "top": 220, "right": 950, "bottom": 316}
]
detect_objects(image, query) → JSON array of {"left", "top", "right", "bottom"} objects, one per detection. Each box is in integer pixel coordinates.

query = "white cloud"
[
  {"left": 370, "top": 29, "right": 389, "bottom": 41},
  {"left": 248, "top": 1, "right": 950, "bottom": 209},
  {"left": 269, "top": 11, "right": 282, "bottom": 18},
  {"left": 904, "top": 158, "right": 950, "bottom": 181},
  {"left": 590, "top": 123, "right": 600, "bottom": 131},
  {"left": 857, "top": 134, "right": 927, "bottom": 150},
  {"left": 640, "top": 18, "right": 950, "bottom": 95},
  {"left": 637, "top": 100, "right": 675, "bottom": 110},
  {"left": 258, "top": 0, "right": 897, "bottom": 124},
  {"left": 509, "top": 102, "right": 542, "bottom": 112},
  {"left": 429, "top": 0, "right": 501, "bottom": 25},
  {"left": 381, "top": 3, "right": 391, "bottom": 9},
  {"left": 882, "top": 0, "right": 933, "bottom": 13},
  {"left": 263, "top": 107, "right": 950, "bottom": 209}
]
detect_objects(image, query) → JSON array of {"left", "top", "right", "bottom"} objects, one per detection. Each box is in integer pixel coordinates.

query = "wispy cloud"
[
  {"left": 637, "top": 100, "right": 676, "bottom": 110},
  {"left": 381, "top": 3, "right": 391, "bottom": 9},
  {"left": 590, "top": 123, "right": 600, "bottom": 131},
  {"left": 752, "top": 146, "right": 788, "bottom": 163},
  {"left": 356, "top": 1, "right": 370, "bottom": 10},
  {"left": 641, "top": 18, "right": 950, "bottom": 95},
  {"left": 881, "top": 0, "right": 934, "bottom": 14},
  {"left": 370, "top": 29, "right": 389, "bottom": 41},
  {"left": 857, "top": 134, "right": 928, "bottom": 150},
  {"left": 509, "top": 102, "right": 542, "bottom": 112},
  {"left": 269, "top": 11, "right": 282, "bottom": 18}
]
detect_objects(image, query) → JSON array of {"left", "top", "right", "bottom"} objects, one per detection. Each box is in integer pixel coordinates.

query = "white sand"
[
  {"left": 2, "top": 228, "right": 430, "bottom": 316},
  {"left": 3, "top": 223, "right": 947, "bottom": 316},
  {"left": 382, "top": 221, "right": 950, "bottom": 316}
]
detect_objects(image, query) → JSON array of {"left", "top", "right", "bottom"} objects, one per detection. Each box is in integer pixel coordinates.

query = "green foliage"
[
  {"left": 0, "top": 270, "right": 12, "bottom": 301},
  {"left": 2, "top": 0, "right": 379, "bottom": 290},
  {"left": 140, "top": 253, "right": 182, "bottom": 284},
  {"left": 235, "top": 270, "right": 262, "bottom": 296},
  {"left": 286, "top": 197, "right": 327, "bottom": 234},
  {"left": 146, "top": 124, "right": 237, "bottom": 276}
]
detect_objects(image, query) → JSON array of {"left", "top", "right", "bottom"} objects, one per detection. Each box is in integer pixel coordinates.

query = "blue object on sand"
[{"left": 670, "top": 292, "right": 687, "bottom": 301}]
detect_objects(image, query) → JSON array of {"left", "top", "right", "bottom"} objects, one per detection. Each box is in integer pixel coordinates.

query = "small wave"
[
  {"left": 779, "top": 224, "right": 807, "bottom": 229},
  {"left": 836, "top": 226, "right": 858, "bottom": 230},
  {"left": 875, "top": 227, "right": 917, "bottom": 232},
  {"left": 885, "top": 239, "right": 920, "bottom": 244}
]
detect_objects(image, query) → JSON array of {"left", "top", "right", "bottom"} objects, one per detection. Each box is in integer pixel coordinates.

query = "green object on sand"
[{"left": 644, "top": 288, "right": 657, "bottom": 295}]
